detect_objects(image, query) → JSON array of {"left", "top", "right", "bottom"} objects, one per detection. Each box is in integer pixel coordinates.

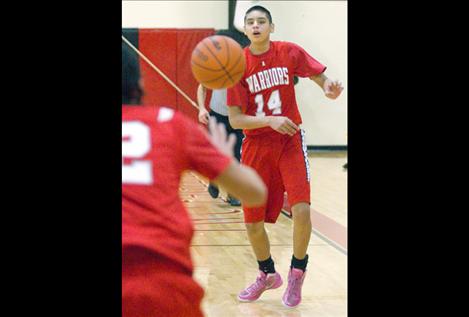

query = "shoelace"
[{"left": 246, "top": 276, "right": 266, "bottom": 293}]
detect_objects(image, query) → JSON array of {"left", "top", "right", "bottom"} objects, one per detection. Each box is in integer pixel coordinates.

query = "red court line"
[
  {"left": 310, "top": 208, "right": 347, "bottom": 251},
  {"left": 283, "top": 196, "right": 347, "bottom": 252}
]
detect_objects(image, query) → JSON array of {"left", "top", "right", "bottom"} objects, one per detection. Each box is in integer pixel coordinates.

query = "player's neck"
[{"left": 249, "top": 40, "right": 271, "bottom": 55}]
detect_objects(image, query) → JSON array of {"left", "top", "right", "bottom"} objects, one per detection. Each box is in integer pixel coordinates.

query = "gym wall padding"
[
  {"left": 122, "top": 28, "right": 215, "bottom": 121},
  {"left": 139, "top": 29, "right": 178, "bottom": 109},
  {"left": 175, "top": 29, "right": 215, "bottom": 119}
]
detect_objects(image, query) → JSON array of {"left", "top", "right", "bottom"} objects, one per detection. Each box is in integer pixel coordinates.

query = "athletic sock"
[
  {"left": 258, "top": 256, "right": 276, "bottom": 274},
  {"left": 291, "top": 254, "right": 309, "bottom": 272}
]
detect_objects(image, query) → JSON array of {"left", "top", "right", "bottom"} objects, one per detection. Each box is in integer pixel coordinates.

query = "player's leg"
[
  {"left": 291, "top": 202, "right": 312, "bottom": 262},
  {"left": 279, "top": 129, "right": 312, "bottom": 307},
  {"left": 244, "top": 175, "right": 285, "bottom": 261},
  {"left": 238, "top": 135, "right": 283, "bottom": 302},
  {"left": 245, "top": 220, "right": 270, "bottom": 260},
  {"left": 239, "top": 202, "right": 284, "bottom": 301}
]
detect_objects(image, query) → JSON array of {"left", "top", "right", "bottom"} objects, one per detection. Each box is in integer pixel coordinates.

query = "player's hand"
[
  {"left": 208, "top": 116, "right": 236, "bottom": 158},
  {"left": 198, "top": 107, "right": 210, "bottom": 125},
  {"left": 324, "top": 79, "right": 344, "bottom": 100},
  {"left": 268, "top": 116, "right": 299, "bottom": 136}
]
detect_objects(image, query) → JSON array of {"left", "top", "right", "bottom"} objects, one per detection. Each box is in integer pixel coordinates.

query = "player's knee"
[
  {"left": 245, "top": 221, "right": 265, "bottom": 235},
  {"left": 292, "top": 203, "right": 311, "bottom": 222}
]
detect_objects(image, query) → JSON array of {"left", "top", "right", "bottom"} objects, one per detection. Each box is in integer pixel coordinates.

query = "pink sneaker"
[
  {"left": 238, "top": 271, "right": 283, "bottom": 302},
  {"left": 282, "top": 268, "right": 306, "bottom": 307}
]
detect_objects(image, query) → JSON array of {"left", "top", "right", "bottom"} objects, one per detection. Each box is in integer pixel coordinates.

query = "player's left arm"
[
  {"left": 290, "top": 42, "right": 343, "bottom": 100},
  {"left": 309, "top": 73, "right": 343, "bottom": 100}
]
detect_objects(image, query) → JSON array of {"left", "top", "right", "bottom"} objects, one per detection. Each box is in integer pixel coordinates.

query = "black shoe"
[
  {"left": 227, "top": 196, "right": 241, "bottom": 206},
  {"left": 208, "top": 184, "right": 219, "bottom": 198}
]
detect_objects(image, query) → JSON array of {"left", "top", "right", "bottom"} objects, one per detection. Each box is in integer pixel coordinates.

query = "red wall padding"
[
  {"left": 175, "top": 29, "right": 214, "bottom": 119},
  {"left": 139, "top": 29, "right": 178, "bottom": 109},
  {"left": 138, "top": 28, "right": 215, "bottom": 121}
]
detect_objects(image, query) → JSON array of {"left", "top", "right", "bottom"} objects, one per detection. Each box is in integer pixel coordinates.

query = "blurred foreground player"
[{"left": 122, "top": 45, "right": 267, "bottom": 317}]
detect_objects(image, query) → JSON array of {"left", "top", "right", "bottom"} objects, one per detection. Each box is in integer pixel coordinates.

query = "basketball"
[{"left": 191, "top": 35, "right": 246, "bottom": 89}]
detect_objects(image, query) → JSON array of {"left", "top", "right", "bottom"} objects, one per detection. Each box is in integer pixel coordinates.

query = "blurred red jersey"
[
  {"left": 122, "top": 106, "right": 232, "bottom": 274},
  {"left": 227, "top": 41, "right": 326, "bottom": 136}
]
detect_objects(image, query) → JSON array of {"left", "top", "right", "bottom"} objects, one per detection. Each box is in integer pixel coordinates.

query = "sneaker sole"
[
  {"left": 281, "top": 298, "right": 301, "bottom": 308},
  {"left": 237, "top": 296, "right": 259, "bottom": 302}
]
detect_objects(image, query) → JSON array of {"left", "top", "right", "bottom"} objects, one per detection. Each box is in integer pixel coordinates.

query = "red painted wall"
[{"left": 138, "top": 28, "right": 215, "bottom": 121}]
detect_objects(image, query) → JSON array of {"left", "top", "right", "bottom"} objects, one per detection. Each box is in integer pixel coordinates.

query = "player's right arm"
[
  {"left": 228, "top": 106, "right": 299, "bottom": 137},
  {"left": 197, "top": 84, "right": 210, "bottom": 125}
]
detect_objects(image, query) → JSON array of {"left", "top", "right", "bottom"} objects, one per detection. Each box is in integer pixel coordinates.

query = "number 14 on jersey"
[{"left": 255, "top": 89, "right": 282, "bottom": 117}]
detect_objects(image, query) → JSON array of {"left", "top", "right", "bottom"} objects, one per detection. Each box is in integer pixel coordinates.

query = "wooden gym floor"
[{"left": 181, "top": 151, "right": 347, "bottom": 317}]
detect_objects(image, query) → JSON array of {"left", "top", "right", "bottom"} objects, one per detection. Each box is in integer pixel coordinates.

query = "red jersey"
[
  {"left": 122, "top": 106, "right": 232, "bottom": 274},
  {"left": 227, "top": 41, "right": 326, "bottom": 136}
]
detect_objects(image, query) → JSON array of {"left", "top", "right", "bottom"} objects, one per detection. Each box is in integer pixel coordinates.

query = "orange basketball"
[{"left": 191, "top": 35, "right": 246, "bottom": 89}]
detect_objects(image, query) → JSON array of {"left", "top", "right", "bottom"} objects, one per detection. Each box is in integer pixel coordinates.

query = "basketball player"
[
  {"left": 122, "top": 47, "right": 267, "bottom": 317},
  {"left": 227, "top": 5, "right": 344, "bottom": 307}
]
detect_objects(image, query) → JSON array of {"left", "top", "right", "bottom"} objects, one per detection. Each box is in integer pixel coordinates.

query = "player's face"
[{"left": 244, "top": 11, "right": 274, "bottom": 43}]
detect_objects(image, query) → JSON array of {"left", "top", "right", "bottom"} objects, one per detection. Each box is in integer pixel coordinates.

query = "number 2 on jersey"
[
  {"left": 255, "top": 89, "right": 282, "bottom": 116},
  {"left": 122, "top": 121, "right": 153, "bottom": 185}
]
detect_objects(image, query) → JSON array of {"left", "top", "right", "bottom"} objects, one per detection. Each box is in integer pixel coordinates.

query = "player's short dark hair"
[
  {"left": 244, "top": 5, "right": 273, "bottom": 24},
  {"left": 122, "top": 42, "right": 143, "bottom": 105}
]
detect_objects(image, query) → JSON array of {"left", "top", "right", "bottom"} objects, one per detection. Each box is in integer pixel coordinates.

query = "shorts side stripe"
[{"left": 300, "top": 129, "right": 311, "bottom": 182}]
